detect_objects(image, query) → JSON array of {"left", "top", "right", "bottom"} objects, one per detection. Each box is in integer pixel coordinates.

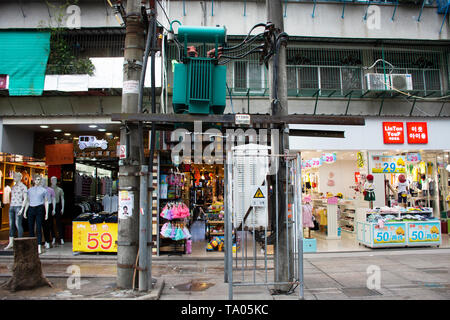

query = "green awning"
[{"left": 0, "top": 31, "right": 51, "bottom": 96}]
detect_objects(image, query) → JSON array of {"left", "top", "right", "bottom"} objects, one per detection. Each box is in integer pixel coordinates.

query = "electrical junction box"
[{"left": 172, "top": 26, "right": 227, "bottom": 114}]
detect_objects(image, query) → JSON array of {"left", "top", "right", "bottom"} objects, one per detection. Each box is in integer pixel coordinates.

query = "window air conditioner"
[
  {"left": 390, "top": 74, "right": 413, "bottom": 91},
  {"left": 365, "top": 73, "right": 390, "bottom": 91}
]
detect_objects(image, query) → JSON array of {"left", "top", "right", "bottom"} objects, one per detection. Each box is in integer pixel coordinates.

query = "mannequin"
[
  {"left": 23, "top": 174, "right": 49, "bottom": 254},
  {"left": 41, "top": 177, "right": 56, "bottom": 249},
  {"left": 4, "top": 172, "right": 28, "bottom": 250},
  {"left": 50, "top": 176, "right": 65, "bottom": 245},
  {"left": 396, "top": 174, "right": 409, "bottom": 209},
  {"left": 363, "top": 174, "right": 376, "bottom": 209},
  {"left": 302, "top": 195, "right": 314, "bottom": 238}
]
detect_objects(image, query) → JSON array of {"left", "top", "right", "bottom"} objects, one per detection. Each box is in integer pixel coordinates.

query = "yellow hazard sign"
[{"left": 253, "top": 187, "right": 265, "bottom": 198}]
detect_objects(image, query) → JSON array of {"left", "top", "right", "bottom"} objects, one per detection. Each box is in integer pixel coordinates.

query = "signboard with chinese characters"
[
  {"left": 407, "top": 221, "right": 440, "bottom": 245},
  {"left": 373, "top": 222, "right": 407, "bottom": 245},
  {"left": 72, "top": 222, "right": 118, "bottom": 253},
  {"left": 371, "top": 155, "right": 406, "bottom": 174},
  {"left": 406, "top": 122, "right": 428, "bottom": 144},
  {"left": 382, "top": 122, "right": 404, "bottom": 144}
]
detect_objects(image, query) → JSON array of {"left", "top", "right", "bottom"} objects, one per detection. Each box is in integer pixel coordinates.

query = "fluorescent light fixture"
[
  {"left": 106, "top": 132, "right": 113, "bottom": 135},
  {"left": 89, "top": 125, "right": 98, "bottom": 128},
  {"left": 40, "top": 125, "right": 49, "bottom": 128},
  {"left": 98, "top": 128, "right": 106, "bottom": 132},
  {"left": 64, "top": 133, "right": 71, "bottom": 136},
  {"left": 53, "top": 129, "right": 62, "bottom": 132}
]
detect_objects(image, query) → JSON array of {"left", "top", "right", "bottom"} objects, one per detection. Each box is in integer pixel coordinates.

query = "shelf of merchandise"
[{"left": 338, "top": 201, "right": 357, "bottom": 234}]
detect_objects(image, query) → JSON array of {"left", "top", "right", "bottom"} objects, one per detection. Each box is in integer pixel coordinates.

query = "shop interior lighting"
[
  {"left": 98, "top": 128, "right": 106, "bottom": 132},
  {"left": 64, "top": 133, "right": 71, "bottom": 136},
  {"left": 53, "top": 129, "right": 62, "bottom": 132},
  {"left": 40, "top": 125, "right": 49, "bottom": 128},
  {"left": 106, "top": 132, "right": 113, "bottom": 135},
  {"left": 89, "top": 125, "right": 98, "bottom": 128}
]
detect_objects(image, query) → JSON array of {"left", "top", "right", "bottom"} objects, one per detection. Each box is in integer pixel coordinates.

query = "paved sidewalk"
[{"left": 0, "top": 248, "right": 448, "bottom": 300}]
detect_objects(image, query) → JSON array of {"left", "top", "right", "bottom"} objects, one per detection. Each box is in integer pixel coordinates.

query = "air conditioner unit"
[
  {"left": 390, "top": 74, "right": 413, "bottom": 91},
  {"left": 365, "top": 73, "right": 390, "bottom": 91}
]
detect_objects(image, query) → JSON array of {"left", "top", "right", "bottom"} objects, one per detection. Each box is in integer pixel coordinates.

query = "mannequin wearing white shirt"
[
  {"left": 4, "top": 173, "right": 28, "bottom": 250},
  {"left": 22, "top": 175, "right": 49, "bottom": 254},
  {"left": 51, "top": 176, "right": 65, "bottom": 245}
]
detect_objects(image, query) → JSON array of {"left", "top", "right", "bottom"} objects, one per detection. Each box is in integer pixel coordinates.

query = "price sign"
[
  {"left": 321, "top": 153, "right": 337, "bottom": 164},
  {"left": 371, "top": 155, "right": 406, "bottom": 174},
  {"left": 72, "top": 222, "right": 118, "bottom": 253},
  {"left": 406, "top": 153, "right": 421, "bottom": 163},
  {"left": 406, "top": 122, "right": 428, "bottom": 144},
  {"left": 374, "top": 223, "right": 406, "bottom": 245},
  {"left": 408, "top": 222, "right": 440, "bottom": 244}
]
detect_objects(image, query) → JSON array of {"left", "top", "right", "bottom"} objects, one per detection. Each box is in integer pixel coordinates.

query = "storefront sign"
[
  {"left": 321, "top": 153, "right": 337, "bottom": 164},
  {"left": 406, "top": 152, "right": 421, "bottom": 163},
  {"left": 406, "top": 122, "right": 428, "bottom": 144},
  {"left": 408, "top": 221, "right": 440, "bottom": 244},
  {"left": 45, "top": 143, "right": 74, "bottom": 165},
  {"left": 371, "top": 155, "right": 406, "bottom": 174},
  {"left": 382, "top": 122, "right": 404, "bottom": 144},
  {"left": 373, "top": 223, "right": 407, "bottom": 245},
  {"left": 119, "top": 190, "right": 134, "bottom": 219},
  {"left": 72, "top": 222, "right": 118, "bottom": 253}
]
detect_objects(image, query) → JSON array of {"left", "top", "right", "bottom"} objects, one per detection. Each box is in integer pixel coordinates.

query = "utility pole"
[
  {"left": 117, "top": 0, "right": 145, "bottom": 289},
  {"left": 266, "top": 0, "right": 293, "bottom": 293}
]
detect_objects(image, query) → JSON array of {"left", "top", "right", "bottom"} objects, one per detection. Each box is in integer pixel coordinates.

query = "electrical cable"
[
  {"left": 226, "top": 83, "right": 235, "bottom": 114},
  {"left": 155, "top": 0, "right": 171, "bottom": 27}
]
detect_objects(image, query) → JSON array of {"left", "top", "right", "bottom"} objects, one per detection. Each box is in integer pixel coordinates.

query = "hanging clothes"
[{"left": 302, "top": 203, "right": 314, "bottom": 228}]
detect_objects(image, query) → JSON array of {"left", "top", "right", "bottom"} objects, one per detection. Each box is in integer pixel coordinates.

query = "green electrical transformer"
[{"left": 172, "top": 25, "right": 227, "bottom": 115}]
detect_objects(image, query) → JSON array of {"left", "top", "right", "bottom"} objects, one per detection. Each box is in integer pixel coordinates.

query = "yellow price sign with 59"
[{"left": 73, "top": 222, "right": 118, "bottom": 253}]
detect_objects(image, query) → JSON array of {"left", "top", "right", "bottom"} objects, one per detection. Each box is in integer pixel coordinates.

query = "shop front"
[{"left": 290, "top": 117, "right": 450, "bottom": 252}]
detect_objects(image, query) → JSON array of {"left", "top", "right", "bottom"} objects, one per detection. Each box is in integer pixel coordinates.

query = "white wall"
[{"left": 317, "top": 160, "right": 360, "bottom": 199}]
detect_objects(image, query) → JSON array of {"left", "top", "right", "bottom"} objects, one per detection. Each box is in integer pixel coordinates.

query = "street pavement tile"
[
  {"left": 303, "top": 273, "right": 343, "bottom": 289},
  {"left": 326, "top": 272, "right": 368, "bottom": 287}
]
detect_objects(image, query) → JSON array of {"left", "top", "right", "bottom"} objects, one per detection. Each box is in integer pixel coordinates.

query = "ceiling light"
[
  {"left": 98, "top": 128, "right": 106, "bottom": 132},
  {"left": 53, "top": 129, "right": 62, "bottom": 132},
  {"left": 89, "top": 125, "right": 98, "bottom": 128},
  {"left": 40, "top": 125, "right": 49, "bottom": 129},
  {"left": 106, "top": 132, "right": 113, "bottom": 135},
  {"left": 64, "top": 133, "right": 71, "bottom": 136}
]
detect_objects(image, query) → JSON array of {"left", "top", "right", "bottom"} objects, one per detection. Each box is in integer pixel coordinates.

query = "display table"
[
  {"left": 356, "top": 220, "right": 441, "bottom": 248},
  {"left": 72, "top": 221, "right": 118, "bottom": 253}
]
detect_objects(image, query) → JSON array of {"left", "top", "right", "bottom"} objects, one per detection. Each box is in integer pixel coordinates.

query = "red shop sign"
[
  {"left": 406, "top": 122, "right": 428, "bottom": 144},
  {"left": 382, "top": 122, "right": 404, "bottom": 144}
]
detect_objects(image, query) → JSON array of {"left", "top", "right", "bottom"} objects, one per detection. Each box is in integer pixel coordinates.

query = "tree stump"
[{"left": 4, "top": 237, "right": 52, "bottom": 292}]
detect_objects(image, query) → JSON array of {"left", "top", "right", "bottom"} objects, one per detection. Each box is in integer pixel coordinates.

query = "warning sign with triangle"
[{"left": 253, "top": 187, "right": 265, "bottom": 198}]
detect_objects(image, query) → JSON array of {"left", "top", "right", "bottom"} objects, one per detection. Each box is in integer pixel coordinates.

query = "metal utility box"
[{"left": 172, "top": 26, "right": 227, "bottom": 114}]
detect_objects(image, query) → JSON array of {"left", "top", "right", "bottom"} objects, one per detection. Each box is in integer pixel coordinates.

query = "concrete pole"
[
  {"left": 117, "top": 0, "right": 145, "bottom": 289},
  {"left": 266, "top": 0, "right": 293, "bottom": 292}
]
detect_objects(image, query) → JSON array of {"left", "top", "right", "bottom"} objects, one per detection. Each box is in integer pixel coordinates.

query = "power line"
[{"left": 155, "top": 0, "right": 171, "bottom": 27}]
